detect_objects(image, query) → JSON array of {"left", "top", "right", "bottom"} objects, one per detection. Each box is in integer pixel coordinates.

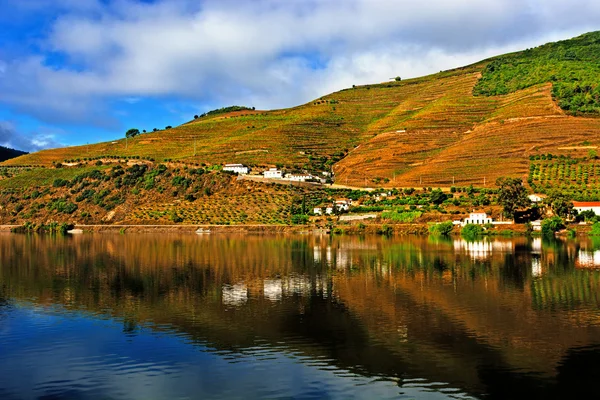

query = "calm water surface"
[{"left": 1, "top": 233, "right": 600, "bottom": 399}]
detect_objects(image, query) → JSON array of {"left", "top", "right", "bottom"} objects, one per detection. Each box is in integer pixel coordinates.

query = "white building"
[
  {"left": 314, "top": 207, "right": 323, "bottom": 215},
  {"left": 285, "top": 174, "right": 314, "bottom": 182},
  {"left": 264, "top": 168, "right": 283, "bottom": 179},
  {"left": 573, "top": 201, "right": 600, "bottom": 216},
  {"left": 528, "top": 194, "right": 546, "bottom": 203},
  {"left": 223, "top": 163, "right": 250, "bottom": 174},
  {"left": 462, "top": 212, "right": 492, "bottom": 226},
  {"left": 325, "top": 206, "right": 334, "bottom": 215},
  {"left": 335, "top": 199, "right": 351, "bottom": 212}
]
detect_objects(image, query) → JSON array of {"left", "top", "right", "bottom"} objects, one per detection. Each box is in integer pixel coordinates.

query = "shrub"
[
  {"left": 47, "top": 199, "right": 78, "bottom": 214},
  {"left": 589, "top": 222, "right": 600, "bottom": 236},
  {"left": 541, "top": 216, "right": 565, "bottom": 236},
  {"left": 381, "top": 210, "right": 422, "bottom": 222},
  {"left": 429, "top": 221, "right": 454, "bottom": 236},
  {"left": 461, "top": 224, "right": 484, "bottom": 238},
  {"left": 169, "top": 210, "right": 183, "bottom": 223},
  {"left": 291, "top": 214, "right": 309, "bottom": 225},
  {"left": 377, "top": 224, "right": 393, "bottom": 235}
]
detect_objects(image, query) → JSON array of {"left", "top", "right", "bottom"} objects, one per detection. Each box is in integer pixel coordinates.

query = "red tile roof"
[{"left": 573, "top": 201, "right": 600, "bottom": 207}]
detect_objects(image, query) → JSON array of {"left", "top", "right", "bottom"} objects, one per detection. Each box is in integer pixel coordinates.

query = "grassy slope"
[{"left": 3, "top": 32, "right": 600, "bottom": 189}]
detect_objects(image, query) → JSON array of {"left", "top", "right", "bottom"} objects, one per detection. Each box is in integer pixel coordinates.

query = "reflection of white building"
[
  {"left": 222, "top": 283, "right": 248, "bottom": 306},
  {"left": 313, "top": 246, "right": 322, "bottom": 263},
  {"left": 531, "top": 257, "right": 543, "bottom": 277},
  {"left": 531, "top": 237, "right": 542, "bottom": 254},
  {"left": 454, "top": 239, "right": 514, "bottom": 259},
  {"left": 454, "top": 239, "right": 493, "bottom": 259},
  {"left": 264, "top": 279, "right": 283, "bottom": 301},
  {"left": 576, "top": 250, "right": 600, "bottom": 268},
  {"left": 336, "top": 248, "right": 351, "bottom": 269}
]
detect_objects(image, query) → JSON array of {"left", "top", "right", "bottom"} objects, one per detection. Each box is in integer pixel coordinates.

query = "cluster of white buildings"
[
  {"left": 223, "top": 164, "right": 329, "bottom": 183},
  {"left": 263, "top": 168, "right": 329, "bottom": 183},
  {"left": 313, "top": 199, "right": 352, "bottom": 215}
]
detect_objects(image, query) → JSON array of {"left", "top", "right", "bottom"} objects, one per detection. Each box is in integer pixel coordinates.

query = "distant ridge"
[{"left": 0, "top": 146, "right": 27, "bottom": 162}]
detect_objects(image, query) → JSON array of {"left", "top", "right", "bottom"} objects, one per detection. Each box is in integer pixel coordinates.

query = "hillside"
[
  {"left": 0, "top": 145, "right": 27, "bottom": 162},
  {"left": 2, "top": 31, "right": 600, "bottom": 190}
]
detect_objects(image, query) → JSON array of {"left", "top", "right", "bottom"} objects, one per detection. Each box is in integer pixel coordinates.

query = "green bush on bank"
[{"left": 429, "top": 221, "right": 454, "bottom": 236}]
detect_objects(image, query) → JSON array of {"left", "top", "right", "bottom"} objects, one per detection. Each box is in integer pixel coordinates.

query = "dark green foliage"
[
  {"left": 171, "top": 176, "right": 192, "bottom": 189},
  {"left": 546, "top": 191, "right": 574, "bottom": 218},
  {"left": 429, "top": 221, "right": 454, "bottom": 235},
  {"left": 496, "top": 177, "right": 530, "bottom": 218},
  {"left": 474, "top": 31, "right": 600, "bottom": 114},
  {"left": 123, "top": 165, "right": 148, "bottom": 186},
  {"left": 430, "top": 189, "right": 448, "bottom": 205},
  {"left": 75, "top": 189, "right": 96, "bottom": 202},
  {"left": 197, "top": 106, "right": 253, "bottom": 119},
  {"left": 169, "top": 210, "right": 183, "bottom": 223},
  {"left": 461, "top": 224, "right": 484, "bottom": 238},
  {"left": 291, "top": 214, "right": 309, "bottom": 225},
  {"left": 542, "top": 216, "right": 565, "bottom": 235},
  {"left": 53, "top": 178, "right": 69, "bottom": 188},
  {"left": 125, "top": 128, "right": 140, "bottom": 138},
  {"left": 47, "top": 198, "right": 78, "bottom": 214}
]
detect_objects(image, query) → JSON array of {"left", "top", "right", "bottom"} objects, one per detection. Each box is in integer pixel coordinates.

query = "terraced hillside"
[{"left": 3, "top": 32, "right": 600, "bottom": 189}]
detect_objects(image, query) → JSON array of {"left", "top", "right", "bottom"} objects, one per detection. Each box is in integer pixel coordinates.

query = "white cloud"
[{"left": 0, "top": 0, "right": 599, "bottom": 124}]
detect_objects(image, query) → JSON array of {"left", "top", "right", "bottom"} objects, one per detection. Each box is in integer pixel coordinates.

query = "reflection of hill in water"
[{"left": 1, "top": 234, "right": 600, "bottom": 398}]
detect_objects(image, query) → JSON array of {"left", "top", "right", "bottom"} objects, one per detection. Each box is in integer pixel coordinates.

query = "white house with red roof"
[{"left": 573, "top": 201, "right": 600, "bottom": 215}]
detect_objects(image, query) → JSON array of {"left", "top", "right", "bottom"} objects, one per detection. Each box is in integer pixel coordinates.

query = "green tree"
[
  {"left": 541, "top": 216, "right": 564, "bottom": 236},
  {"left": 125, "top": 128, "right": 140, "bottom": 138},
  {"left": 496, "top": 177, "right": 530, "bottom": 218},
  {"left": 546, "top": 191, "right": 574, "bottom": 218},
  {"left": 430, "top": 189, "right": 448, "bottom": 205}
]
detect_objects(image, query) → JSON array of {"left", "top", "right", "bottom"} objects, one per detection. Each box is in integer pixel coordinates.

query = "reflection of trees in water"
[{"left": 2, "top": 234, "right": 600, "bottom": 399}]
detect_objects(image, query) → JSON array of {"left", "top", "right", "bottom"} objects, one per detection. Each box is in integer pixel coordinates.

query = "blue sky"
[{"left": 1, "top": 0, "right": 599, "bottom": 152}]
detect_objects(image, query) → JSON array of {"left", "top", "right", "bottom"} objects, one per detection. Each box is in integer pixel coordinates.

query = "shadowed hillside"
[
  {"left": 0, "top": 145, "right": 27, "bottom": 162},
  {"left": 3, "top": 32, "right": 600, "bottom": 188}
]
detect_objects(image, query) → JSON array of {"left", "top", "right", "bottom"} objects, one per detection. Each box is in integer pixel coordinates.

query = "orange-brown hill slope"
[{"left": 4, "top": 32, "right": 600, "bottom": 188}]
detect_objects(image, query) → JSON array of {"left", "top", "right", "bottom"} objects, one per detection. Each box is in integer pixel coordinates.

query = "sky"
[{"left": 0, "top": 0, "right": 599, "bottom": 152}]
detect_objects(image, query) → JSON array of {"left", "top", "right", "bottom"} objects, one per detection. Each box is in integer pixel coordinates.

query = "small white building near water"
[
  {"left": 223, "top": 164, "right": 250, "bottom": 174},
  {"left": 458, "top": 212, "right": 493, "bottom": 226},
  {"left": 573, "top": 201, "right": 600, "bottom": 216},
  {"left": 264, "top": 168, "right": 283, "bottom": 179}
]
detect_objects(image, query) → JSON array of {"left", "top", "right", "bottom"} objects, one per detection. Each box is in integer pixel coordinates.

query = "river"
[{"left": 1, "top": 233, "right": 599, "bottom": 399}]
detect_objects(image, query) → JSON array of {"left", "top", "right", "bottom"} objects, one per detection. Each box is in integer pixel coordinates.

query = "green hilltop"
[{"left": 474, "top": 31, "right": 600, "bottom": 114}]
